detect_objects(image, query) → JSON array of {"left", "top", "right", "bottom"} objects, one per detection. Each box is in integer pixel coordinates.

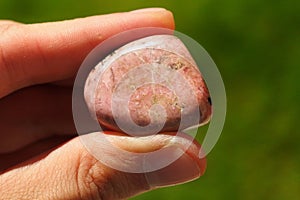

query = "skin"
[{"left": 0, "top": 8, "right": 206, "bottom": 200}]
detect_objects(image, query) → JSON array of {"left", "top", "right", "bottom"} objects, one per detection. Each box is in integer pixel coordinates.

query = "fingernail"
[
  {"left": 130, "top": 8, "right": 167, "bottom": 13},
  {"left": 145, "top": 151, "right": 202, "bottom": 188}
]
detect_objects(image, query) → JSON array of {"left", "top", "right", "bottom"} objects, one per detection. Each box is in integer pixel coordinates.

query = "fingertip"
[
  {"left": 129, "top": 8, "right": 175, "bottom": 30},
  {"left": 162, "top": 9, "right": 176, "bottom": 30},
  {"left": 130, "top": 8, "right": 168, "bottom": 13},
  {"left": 145, "top": 152, "right": 202, "bottom": 188}
]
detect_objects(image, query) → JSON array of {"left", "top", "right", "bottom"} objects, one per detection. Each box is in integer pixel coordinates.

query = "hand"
[{"left": 0, "top": 8, "right": 206, "bottom": 200}]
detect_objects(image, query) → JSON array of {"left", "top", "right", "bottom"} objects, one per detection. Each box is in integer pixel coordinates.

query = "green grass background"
[{"left": 1, "top": 0, "right": 299, "bottom": 199}]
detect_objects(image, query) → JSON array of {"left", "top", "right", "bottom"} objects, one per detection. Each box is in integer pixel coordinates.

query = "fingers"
[
  {"left": 0, "top": 132, "right": 205, "bottom": 200},
  {"left": 0, "top": 8, "right": 175, "bottom": 98},
  {"left": 0, "top": 135, "right": 73, "bottom": 172},
  {"left": 0, "top": 85, "right": 76, "bottom": 153}
]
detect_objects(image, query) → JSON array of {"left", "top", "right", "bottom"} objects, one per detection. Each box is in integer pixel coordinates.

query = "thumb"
[{"left": 0, "top": 132, "right": 206, "bottom": 200}]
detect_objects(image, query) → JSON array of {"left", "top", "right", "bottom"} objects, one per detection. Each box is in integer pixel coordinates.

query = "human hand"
[{"left": 0, "top": 8, "right": 206, "bottom": 199}]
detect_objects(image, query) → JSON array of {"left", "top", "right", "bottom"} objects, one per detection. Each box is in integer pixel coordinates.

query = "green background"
[{"left": 1, "top": 0, "right": 299, "bottom": 199}]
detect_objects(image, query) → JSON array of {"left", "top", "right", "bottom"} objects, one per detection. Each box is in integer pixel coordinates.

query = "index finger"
[{"left": 0, "top": 8, "right": 175, "bottom": 98}]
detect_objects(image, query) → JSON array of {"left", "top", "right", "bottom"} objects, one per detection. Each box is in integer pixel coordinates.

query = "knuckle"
[
  {"left": 0, "top": 22, "right": 26, "bottom": 97},
  {"left": 75, "top": 151, "right": 107, "bottom": 200},
  {"left": 74, "top": 150, "right": 149, "bottom": 200}
]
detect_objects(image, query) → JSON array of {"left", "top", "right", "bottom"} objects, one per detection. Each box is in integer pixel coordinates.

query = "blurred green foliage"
[{"left": 1, "top": 0, "right": 299, "bottom": 199}]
